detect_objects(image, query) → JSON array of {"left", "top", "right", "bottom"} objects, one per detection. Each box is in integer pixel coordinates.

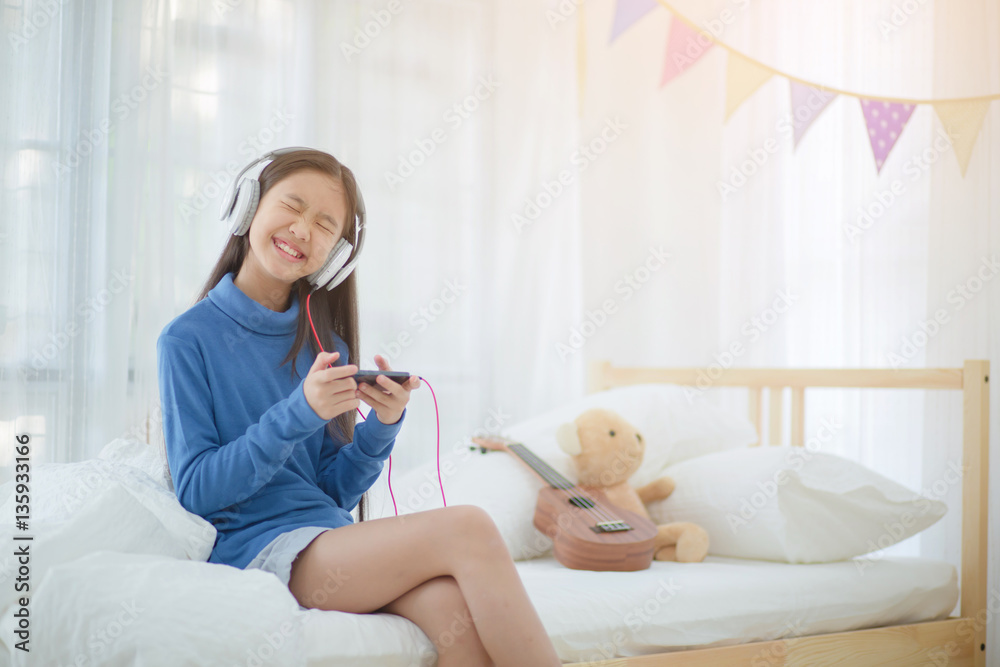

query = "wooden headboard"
[{"left": 587, "top": 358, "right": 990, "bottom": 661}]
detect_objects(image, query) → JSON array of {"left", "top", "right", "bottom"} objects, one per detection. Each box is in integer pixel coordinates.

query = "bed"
[
  {"left": 558, "top": 358, "right": 990, "bottom": 667},
  {"left": 0, "top": 359, "right": 988, "bottom": 666}
]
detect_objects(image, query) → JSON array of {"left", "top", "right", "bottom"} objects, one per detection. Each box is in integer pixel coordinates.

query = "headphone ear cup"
[
  {"left": 229, "top": 177, "right": 261, "bottom": 236},
  {"left": 307, "top": 239, "right": 353, "bottom": 289}
]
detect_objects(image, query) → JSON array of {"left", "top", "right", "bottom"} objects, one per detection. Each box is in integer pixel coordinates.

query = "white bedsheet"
[
  {"left": 0, "top": 438, "right": 958, "bottom": 666},
  {"left": 0, "top": 540, "right": 957, "bottom": 666},
  {"left": 514, "top": 554, "right": 958, "bottom": 664}
]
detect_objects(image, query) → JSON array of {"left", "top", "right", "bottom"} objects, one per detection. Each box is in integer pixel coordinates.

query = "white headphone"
[{"left": 219, "top": 146, "right": 366, "bottom": 292}]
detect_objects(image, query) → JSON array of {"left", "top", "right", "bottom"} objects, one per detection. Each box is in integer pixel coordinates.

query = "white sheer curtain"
[
  {"left": 576, "top": 0, "right": 998, "bottom": 635},
  {"left": 0, "top": 0, "right": 582, "bottom": 487}
]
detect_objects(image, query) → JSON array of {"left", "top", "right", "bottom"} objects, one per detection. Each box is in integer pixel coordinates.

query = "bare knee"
[{"left": 445, "top": 505, "right": 508, "bottom": 563}]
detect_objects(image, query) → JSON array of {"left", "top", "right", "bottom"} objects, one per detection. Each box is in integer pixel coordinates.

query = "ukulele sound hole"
[{"left": 568, "top": 496, "right": 596, "bottom": 509}]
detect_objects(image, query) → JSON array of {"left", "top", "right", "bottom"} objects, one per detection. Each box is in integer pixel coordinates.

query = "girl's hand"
[
  {"left": 304, "top": 351, "right": 360, "bottom": 421},
  {"left": 356, "top": 354, "right": 419, "bottom": 425}
]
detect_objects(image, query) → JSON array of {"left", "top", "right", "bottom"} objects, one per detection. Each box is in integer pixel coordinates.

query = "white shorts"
[{"left": 245, "top": 525, "right": 332, "bottom": 606}]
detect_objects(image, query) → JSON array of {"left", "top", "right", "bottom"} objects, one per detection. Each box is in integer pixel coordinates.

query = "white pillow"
[
  {"left": 646, "top": 446, "right": 948, "bottom": 563},
  {"left": 379, "top": 448, "right": 557, "bottom": 561},
  {"left": 97, "top": 436, "right": 173, "bottom": 490},
  {"left": 0, "top": 551, "right": 307, "bottom": 667},
  {"left": 384, "top": 383, "right": 758, "bottom": 561},
  {"left": 503, "top": 383, "right": 759, "bottom": 488},
  {"left": 0, "top": 443, "right": 215, "bottom": 616}
]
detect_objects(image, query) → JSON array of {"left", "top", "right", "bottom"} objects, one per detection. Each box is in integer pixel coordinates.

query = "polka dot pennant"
[{"left": 860, "top": 99, "right": 916, "bottom": 174}]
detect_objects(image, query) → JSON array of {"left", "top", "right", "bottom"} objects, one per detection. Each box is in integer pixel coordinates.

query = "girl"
[{"left": 156, "top": 148, "right": 561, "bottom": 667}]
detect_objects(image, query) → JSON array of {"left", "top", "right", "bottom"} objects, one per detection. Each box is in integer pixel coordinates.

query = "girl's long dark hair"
[{"left": 192, "top": 148, "right": 372, "bottom": 523}]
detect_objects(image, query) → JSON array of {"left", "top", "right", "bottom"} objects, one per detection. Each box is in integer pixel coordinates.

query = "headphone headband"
[{"left": 219, "top": 146, "right": 366, "bottom": 292}]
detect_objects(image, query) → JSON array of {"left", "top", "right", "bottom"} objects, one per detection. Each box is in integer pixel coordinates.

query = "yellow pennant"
[
  {"left": 725, "top": 51, "right": 773, "bottom": 121},
  {"left": 931, "top": 99, "right": 990, "bottom": 177}
]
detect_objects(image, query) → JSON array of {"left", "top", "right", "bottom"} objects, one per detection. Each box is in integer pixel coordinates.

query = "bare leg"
[
  {"left": 377, "top": 575, "right": 494, "bottom": 667},
  {"left": 288, "top": 504, "right": 561, "bottom": 666}
]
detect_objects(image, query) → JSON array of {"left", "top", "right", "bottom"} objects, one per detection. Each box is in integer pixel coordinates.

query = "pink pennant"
[
  {"left": 610, "top": 0, "right": 659, "bottom": 43},
  {"left": 860, "top": 99, "right": 916, "bottom": 174},
  {"left": 660, "top": 16, "right": 715, "bottom": 87},
  {"left": 789, "top": 81, "right": 837, "bottom": 148}
]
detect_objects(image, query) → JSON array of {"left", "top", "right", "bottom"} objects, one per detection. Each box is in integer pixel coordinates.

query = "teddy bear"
[{"left": 555, "top": 407, "right": 710, "bottom": 563}]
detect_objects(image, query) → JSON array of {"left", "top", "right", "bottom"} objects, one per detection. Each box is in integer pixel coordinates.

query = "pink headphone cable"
[{"left": 306, "top": 291, "right": 446, "bottom": 516}]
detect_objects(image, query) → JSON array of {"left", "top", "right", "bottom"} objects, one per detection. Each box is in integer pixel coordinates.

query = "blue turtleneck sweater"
[{"left": 156, "top": 271, "right": 406, "bottom": 570}]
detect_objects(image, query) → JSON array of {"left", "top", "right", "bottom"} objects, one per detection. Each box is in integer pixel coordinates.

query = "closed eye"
[{"left": 284, "top": 204, "right": 333, "bottom": 234}]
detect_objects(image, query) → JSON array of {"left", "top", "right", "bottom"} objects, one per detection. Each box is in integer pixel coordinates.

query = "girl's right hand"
[{"left": 304, "top": 351, "right": 359, "bottom": 421}]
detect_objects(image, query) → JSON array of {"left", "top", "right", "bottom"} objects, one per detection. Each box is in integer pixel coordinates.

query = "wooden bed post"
[
  {"left": 962, "top": 359, "right": 990, "bottom": 666},
  {"left": 588, "top": 360, "right": 613, "bottom": 394}
]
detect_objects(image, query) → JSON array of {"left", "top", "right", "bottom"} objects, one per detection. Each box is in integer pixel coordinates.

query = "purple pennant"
[
  {"left": 789, "top": 81, "right": 837, "bottom": 148},
  {"left": 860, "top": 98, "right": 917, "bottom": 174},
  {"left": 610, "top": 0, "right": 659, "bottom": 42}
]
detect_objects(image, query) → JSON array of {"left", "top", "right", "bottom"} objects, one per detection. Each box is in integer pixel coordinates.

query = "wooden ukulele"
[{"left": 470, "top": 435, "right": 658, "bottom": 572}]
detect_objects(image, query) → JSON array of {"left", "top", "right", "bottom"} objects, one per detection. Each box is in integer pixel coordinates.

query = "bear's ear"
[{"left": 556, "top": 422, "right": 582, "bottom": 456}]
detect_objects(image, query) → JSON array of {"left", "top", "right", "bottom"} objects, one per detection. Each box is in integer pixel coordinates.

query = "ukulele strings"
[{"left": 506, "top": 443, "right": 633, "bottom": 530}]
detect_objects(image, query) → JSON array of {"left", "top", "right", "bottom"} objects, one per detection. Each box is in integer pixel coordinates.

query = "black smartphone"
[{"left": 353, "top": 370, "right": 413, "bottom": 386}]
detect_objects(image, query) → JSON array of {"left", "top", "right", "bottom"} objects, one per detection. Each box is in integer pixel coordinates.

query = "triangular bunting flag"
[
  {"left": 724, "top": 51, "right": 774, "bottom": 120},
  {"left": 610, "top": 0, "right": 659, "bottom": 43},
  {"left": 931, "top": 99, "right": 990, "bottom": 177},
  {"left": 860, "top": 99, "right": 916, "bottom": 174},
  {"left": 789, "top": 81, "right": 837, "bottom": 148},
  {"left": 660, "top": 16, "right": 715, "bottom": 87}
]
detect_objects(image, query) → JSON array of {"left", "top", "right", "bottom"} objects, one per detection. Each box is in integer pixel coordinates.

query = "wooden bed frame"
[{"left": 560, "top": 359, "right": 991, "bottom": 667}]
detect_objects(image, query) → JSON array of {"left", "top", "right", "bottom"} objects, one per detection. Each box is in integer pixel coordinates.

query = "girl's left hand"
[{"left": 356, "top": 354, "right": 420, "bottom": 425}]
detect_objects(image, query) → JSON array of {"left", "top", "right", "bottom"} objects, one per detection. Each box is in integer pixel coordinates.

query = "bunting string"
[{"left": 602, "top": 0, "right": 997, "bottom": 176}]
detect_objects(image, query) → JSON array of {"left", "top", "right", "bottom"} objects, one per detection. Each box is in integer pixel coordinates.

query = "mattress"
[
  {"left": 303, "top": 553, "right": 959, "bottom": 665},
  {"left": 0, "top": 437, "right": 959, "bottom": 666},
  {"left": 0, "top": 539, "right": 957, "bottom": 667}
]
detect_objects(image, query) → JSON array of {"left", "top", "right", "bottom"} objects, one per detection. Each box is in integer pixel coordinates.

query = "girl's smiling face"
[{"left": 235, "top": 169, "right": 349, "bottom": 310}]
